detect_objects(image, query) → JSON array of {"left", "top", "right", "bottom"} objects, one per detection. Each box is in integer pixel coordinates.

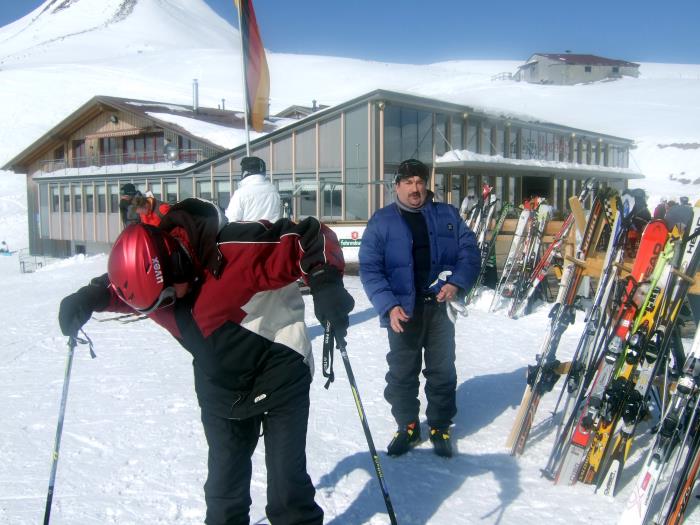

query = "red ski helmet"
[{"left": 108, "top": 224, "right": 191, "bottom": 313}]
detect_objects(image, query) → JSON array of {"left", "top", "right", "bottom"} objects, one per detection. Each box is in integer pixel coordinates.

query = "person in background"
[
  {"left": 226, "top": 156, "right": 281, "bottom": 222},
  {"left": 653, "top": 197, "right": 668, "bottom": 219},
  {"left": 58, "top": 198, "right": 354, "bottom": 525},
  {"left": 359, "top": 159, "right": 480, "bottom": 458},
  {"left": 131, "top": 193, "right": 171, "bottom": 227},
  {"left": 119, "top": 183, "right": 141, "bottom": 227},
  {"left": 665, "top": 197, "right": 694, "bottom": 232},
  {"left": 0, "top": 241, "right": 8, "bottom": 253}
]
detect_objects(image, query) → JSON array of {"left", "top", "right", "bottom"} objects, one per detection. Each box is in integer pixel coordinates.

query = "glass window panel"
[
  {"left": 295, "top": 126, "right": 316, "bottom": 174},
  {"left": 97, "top": 185, "right": 106, "bottom": 213},
  {"left": 164, "top": 181, "right": 178, "bottom": 203},
  {"left": 417, "top": 110, "right": 432, "bottom": 162},
  {"left": 215, "top": 180, "right": 231, "bottom": 210},
  {"left": 384, "top": 106, "right": 401, "bottom": 164},
  {"left": 467, "top": 122, "right": 478, "bottom": 152},
  {"left": 509, "top": 128, "right": 519, "bottom": 158},
  {"left": 40, "top": 184, "right": 49, "bottom": 236},
  {"left": 320, "top": 117, "right": 342, "bottom": 170},
  {"left": 179, "top": 177, "right": 193, "bottom": 199},
  {"left": 344, "top": 105, "right": 369, "bottom": 221},
  {"left": 481, "top": 124, "right": 492, "bottom": 154},
  {"left": 400, "top": 108, "right": 417, "bottom": 160},
  {"left": 277, "top": 177, "right": 294, "bottom": 219},
  {"left": 73, "top": 186, "right": 82, "bottom": 213},
  {"left": 149, "top": 182, "right": 162, "bottom": 200},
  {"left": 435, "top": 114, "right": 448, "bottom": 156},
  {"left": 85, "top": 185, "right": 94, "bottom": 213},
  {"left": 52, "top": 185, "right": 60, "bottom": 212},
  {"left": 295, "top": 174, "right": 317, "bottom": 218},
  {"left": 496, "top": 127, "right": 505, "bottom": 156},
  {"left": 450, "top": 119, "right": 462, "bottom": 151},
  {"left": 62, "top": 187, "right": 70, "bottom": 212},
  {"left": 433, "top": 173, "right": 446, "bottom": 203},
  {"left": 196, "top": 179, "right": 212, "bottom": 200},
  {"left": 273, "top": 136, "right": 292, "bottom": 174},
  {"left": 558, "top": 136, "right": 569, "bottom": 162},
  {"left": 108, "top": 184, "right": 119, "bottom": 213},
  {"left": 320, "top": 173, "right": 342, "bottom": 220}
]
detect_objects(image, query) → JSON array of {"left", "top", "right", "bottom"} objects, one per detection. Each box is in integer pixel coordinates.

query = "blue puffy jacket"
[{"left": 359, "top": 198, "right": 481, "bottom": 327}]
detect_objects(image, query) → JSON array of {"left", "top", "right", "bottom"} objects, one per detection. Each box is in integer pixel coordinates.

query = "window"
[
  {"left": 72, "top": 140, "right": 87, "bottom": 168},
  {"left": 612, "top": 66, "right": 619, "bottom": 74},
  {"left": 214, "top": 180, "right": 230, "bottom": 210},
  {"left": 585, "top": 66, "right": 592, "bottom": 73},
  {"left": 108, "top": 184, "right": 119, "bottom": 212},
  {"left": 196, "top": 179, "right": 212, "bottom": 200},
  {"left": 100, "top": 137, "right": 119, "bottom": 165},
  {"left": 97, "top": 185, "right": 106, "bottom": 213},
  {"left": 466, "top": 122, "right": 478, "bottom": 152},
  {"left": 344, "top": 106, "right": 369, "bottom": 221},
  {"left": 164, "top": 181, "right": 178, "bottom": 203},
  {"left": 54, "top": 145, "right": 65, "bottom": 160},
  {"left": 295, "top": 126, "right": 316, "bottom": 174},
  {"left": 62, "top": 187, "right": 70, "bottom": 212},
  {"left": 72, "top": 186, "right": 82, "bottom": 212},
  {"left": 51, "top": 186, "right": 59, "bottom": 212},
  {"left": 85, "top": 185, "right": 94, "bottom": 213},
  {"left": 123, "top": 133, "right": 164, "bottom": 163}
]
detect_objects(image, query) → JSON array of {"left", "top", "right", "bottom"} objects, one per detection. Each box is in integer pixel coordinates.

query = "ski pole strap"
[
  {"left": 75, "top": 329, "right": 97, "bottom": 359},
  {"left": 322, "top": 321, "right": 335, "bottom": 389}
]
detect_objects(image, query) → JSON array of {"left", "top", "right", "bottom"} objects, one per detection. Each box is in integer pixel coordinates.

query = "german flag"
[{"left": 234, "top": 0, "right": 269, "bottom": 132}]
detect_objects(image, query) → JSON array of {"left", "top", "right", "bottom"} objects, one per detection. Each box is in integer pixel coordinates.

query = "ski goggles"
[{"left": 138, "top": 286, "right": 177, "bottom": 315}]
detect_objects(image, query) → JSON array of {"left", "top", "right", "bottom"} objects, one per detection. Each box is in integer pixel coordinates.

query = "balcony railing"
[{"left": 39, "top": 149, "right": 203, "bottom": 176}]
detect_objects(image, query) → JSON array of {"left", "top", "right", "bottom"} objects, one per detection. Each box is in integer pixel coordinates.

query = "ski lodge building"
[
  {"left": 3, "top": 89, "right": 642, "bottom": 258},
  {"left": 515, "top": 53, "right": 641, "bottom": 85}
]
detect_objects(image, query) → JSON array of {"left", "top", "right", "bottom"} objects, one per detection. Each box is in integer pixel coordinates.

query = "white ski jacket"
[{"left": 225, "top": 173, "right": 281, "bottom": 222}]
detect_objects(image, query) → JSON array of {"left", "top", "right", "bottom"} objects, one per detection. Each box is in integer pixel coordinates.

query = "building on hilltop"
[
  {"left": 515, "top": 53, "right": 640, "bottom": 85},
  {"left": 3, "top": 89, "right": 642, "bottom": 258}
]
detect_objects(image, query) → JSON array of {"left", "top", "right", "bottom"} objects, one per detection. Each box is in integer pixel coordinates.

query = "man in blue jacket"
[{"left": 359, "top": 159, "right": 480, "bottom": 458}]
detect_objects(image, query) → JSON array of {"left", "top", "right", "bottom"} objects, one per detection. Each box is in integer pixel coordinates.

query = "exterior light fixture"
[
  {"left": 110, "top": 114, "right": 119, "bottom": 124},
  {"left": 377, "top": 101, "right": 385, "bottom": 110}
]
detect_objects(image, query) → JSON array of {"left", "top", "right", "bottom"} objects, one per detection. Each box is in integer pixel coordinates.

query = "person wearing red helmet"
[{"left": 58, "top": 198, "right": 354, "bottom": 525}]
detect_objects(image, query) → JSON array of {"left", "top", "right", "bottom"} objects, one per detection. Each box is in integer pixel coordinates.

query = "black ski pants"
[
  {"left": 384, "top": 296, "right": 457, "bottom": 430},
  {"left": 200, "top": 387, "right": 323, "bottom": 525}
]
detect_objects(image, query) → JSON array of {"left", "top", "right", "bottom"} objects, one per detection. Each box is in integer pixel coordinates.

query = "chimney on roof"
[
  {"left": 193, "top": 79, "right": 199, "bottom": 113},
  {"left": 221, "top": 98, "right": 226, "bottom": 111},
  {"left": 312, "top": 99, "right": 317, "bottom": 111}
]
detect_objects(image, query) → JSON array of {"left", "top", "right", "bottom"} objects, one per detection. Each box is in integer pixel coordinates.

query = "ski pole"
[
  {"left": 44, "top": 332, "right": 95, "bottom": 524},
  {"left": 324, "top": 322, "right": 399, "bottom": 525}
]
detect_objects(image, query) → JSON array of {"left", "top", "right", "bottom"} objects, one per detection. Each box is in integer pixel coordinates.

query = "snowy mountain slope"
[{"left": 0, "top": 0, "right": 237, "bottom": 67}]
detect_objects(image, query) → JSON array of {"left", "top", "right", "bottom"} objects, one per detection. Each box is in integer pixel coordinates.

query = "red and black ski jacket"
[{"left": 96, "top": 198, "right": 345, "bottom": 419}]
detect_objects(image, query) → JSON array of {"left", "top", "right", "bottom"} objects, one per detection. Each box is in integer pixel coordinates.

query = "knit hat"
[
  {"left": 241, "top": 156, "right": 266, "bottom": 177},
  {"left": 120, "top": 183, "right": 137, "bottom": 197}
]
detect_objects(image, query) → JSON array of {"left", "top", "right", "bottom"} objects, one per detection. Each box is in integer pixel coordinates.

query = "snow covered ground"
[{"left": 0, "top": 173, "right": 698, "bottom": 525}]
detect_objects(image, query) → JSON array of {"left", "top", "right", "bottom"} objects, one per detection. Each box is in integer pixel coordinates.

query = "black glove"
[
  {"left": 58, "top": 274, "right": 111, "bottom": 337},
  {"left": 309, "top": 265, "right": 354, "bottom": 344}
]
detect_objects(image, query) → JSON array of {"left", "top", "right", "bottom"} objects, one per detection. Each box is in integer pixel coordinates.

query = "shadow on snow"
[{"left": 316, "top": 367, "right": 527, "bottom": 524}]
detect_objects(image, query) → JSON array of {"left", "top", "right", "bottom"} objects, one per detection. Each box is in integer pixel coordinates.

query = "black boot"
[
  {"left": 387, "top": 421, "right": 421, "bottom": 456},
  {"left": 429, "top": 427, "right": 453, "bottom": 458}
]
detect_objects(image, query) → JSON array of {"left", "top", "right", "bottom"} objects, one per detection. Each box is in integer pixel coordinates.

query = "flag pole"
[{"left": 236, "top": 1, "right": 251, "bottom": 156}]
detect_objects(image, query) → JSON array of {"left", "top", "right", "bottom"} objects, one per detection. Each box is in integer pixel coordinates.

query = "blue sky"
[{"left": 4, "top": 0, "right": 699, "bottom": 64}]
